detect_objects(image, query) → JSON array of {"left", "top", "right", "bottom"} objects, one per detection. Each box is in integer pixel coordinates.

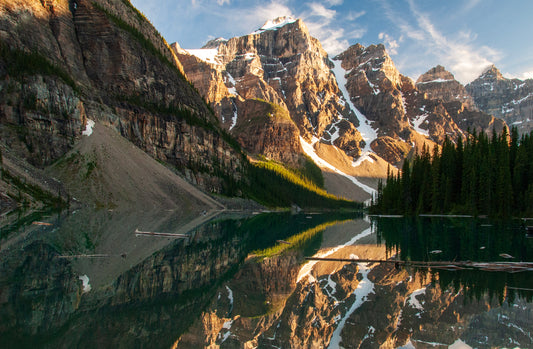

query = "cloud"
[
  {"left": 242, "top": 1, "right": 294, "bottom": 31},
  {"left": 308, "top": 2, "right": 336, "bottom": 19},
  {"left": 301, "top": 2, "right": 365, "bottom": 55},
  {"left": 462, "top": 0, "right": 481, "bottom": 13},
  {"left": 324, "top": 0, "right": 343, "bottom": 5},
  {"left": 379, "top": 0, "right": 501, "bottom": 83},
  {"left": 216, "top": 0, "right": 230, "bottom": 5},
  {"left": 408, "top": 0, "right": 501, "bottom": 83},
  {"left": 346, "top": 10, "right": 366, "bottom": 21},
  {"left": 506, "top": 69, "right": 533, "bottom": 81},
  {"left": 378, "top": 32, "right": 399, "bottom": 55}
]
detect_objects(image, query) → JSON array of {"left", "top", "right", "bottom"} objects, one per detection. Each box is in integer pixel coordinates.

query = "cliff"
[
  {"left": 174, "top": 17, "right": 364, "bottom": 169},
  {"left": 0, "top": 0, "right": 245, "bottom": 208},
  {"left": 466, "top": 65, "right": 533, "bottom": 134}
]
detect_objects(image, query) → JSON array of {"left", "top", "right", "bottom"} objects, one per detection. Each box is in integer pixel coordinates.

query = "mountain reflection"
[{"left": 1, "top": 212, "right": 532, "bottom": 348}]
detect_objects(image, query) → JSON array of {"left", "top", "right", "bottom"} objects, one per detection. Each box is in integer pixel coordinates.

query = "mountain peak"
[
  {"left": 416, "top": 65, "right": 456, "bottom": 84},
  {"left": 479, "top": 64, "right": 504, "bottom": 80},
  {"left": 202, "top": 37, "right": 227, "bottom": 49},
  {"left": 252, "top": 16, "right": 298, "bottom": 34}
]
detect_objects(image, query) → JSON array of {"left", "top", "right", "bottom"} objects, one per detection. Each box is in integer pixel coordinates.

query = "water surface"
[{"left": 0, "top": 211, "right": 531, "bottom": 348}]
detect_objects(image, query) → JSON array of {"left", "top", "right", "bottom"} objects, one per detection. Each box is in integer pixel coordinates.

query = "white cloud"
[
  {"left": 462, "top": 0, "right": 481, "bottom": 13},
  {"left": 216, "top": 0, "right": 230, "bottom": 5},
  {"left": 206, "top": 1, "right": 293, "bottom": 34},
  {"left": 301, "top": 2, "right": 365, "bottom": 55},
  {"left": 408, "top": 0, "right": 501, "bottom": 83},
  {"left": 378, "top": 32, "right": 399, "bottom": 55},
  {"left": 506, "top": 70, "right": 533, "bottom": 81},
  {"left": 379, "top": 0, "right": 501, "bottom": 84},
  {"left": 308, "top": 2, "right": 336, "bottom": 19},
  {"left": 346, "top": 10, "right": 366, "bottom": 21},
  {"left": 325, "top": 0, "right": 343, "bottom": 5}
]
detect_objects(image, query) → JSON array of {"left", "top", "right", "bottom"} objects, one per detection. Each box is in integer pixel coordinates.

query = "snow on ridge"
[
  {"left": 185, "top": 48, "right": 221, "bottom": 65},
  {"left": 82, "top": 119, "right": 95, "bottom": 137},
  {"left": 225, "top": 72, "right": 238, "bottom": 96},
  {"left": 252, "top": 16, "right": 297, "bottom": 34},
  {"left": 331, "top": 59, "right": 378, "bottom": 153},
  {"left": 225, "top": 285, "right": 234, "bottom": 307},
  {"left": 412, "top": 113, "right": 430, "bottom": 137},
  {"left": 416, "top": 78, "right": 454, "bottom": 84},
  {"left": 406, "top": 287, "right": 426, "bottom": 310},
  {"left": 299, "top": 137, "right": 376, "bottom": 198}
]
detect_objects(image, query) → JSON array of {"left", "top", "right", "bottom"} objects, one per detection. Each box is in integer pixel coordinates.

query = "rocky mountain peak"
[
  {"left": 479, "top": 64, "right": 504, "bottom": 81},
  {"left": 416, "top": 65, "right": 455, "bottom": 83},
  {"left": 416, "top": 65, "right": 475, "bottom": 109},
  {"left": 466, "top": 65, "right": 533, "bottom": 133},
  {"left": 335, "top": 43, "right": 402, "bottom": 92},
  {"left": 174, "top": 16, "right": 363, "bottom": 169},
  {"left": 202, "top": 37, "right": 228, "bottom": 49},
  {"left": 253, "top": 16, "right": 298, "bottom": 33}
]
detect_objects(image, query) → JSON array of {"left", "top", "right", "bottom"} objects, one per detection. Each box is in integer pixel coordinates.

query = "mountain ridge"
[{"left": 174, "top": 16, "right": 510, "bottom": 199}]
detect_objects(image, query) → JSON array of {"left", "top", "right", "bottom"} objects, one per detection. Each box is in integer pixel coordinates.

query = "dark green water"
[
  {"left": 0, "top": 211, "right": 531, "bottom": 348},
  {"left": 374, "top": 216, "right": 533, "bottom": 302}
]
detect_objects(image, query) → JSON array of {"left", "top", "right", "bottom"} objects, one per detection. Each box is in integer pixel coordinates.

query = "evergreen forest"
[{"left": 372, "top": 128, "right": 533, "bottom": 217}]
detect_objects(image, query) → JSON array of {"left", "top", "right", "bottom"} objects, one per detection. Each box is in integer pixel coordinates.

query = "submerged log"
[{"left": 304, "top": 257, "right": 533, "bottom": 273}]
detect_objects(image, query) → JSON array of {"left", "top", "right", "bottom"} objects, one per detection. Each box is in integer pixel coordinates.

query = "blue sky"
[{"left": 130, "top": 0, "right": 533, "bottom": 84}]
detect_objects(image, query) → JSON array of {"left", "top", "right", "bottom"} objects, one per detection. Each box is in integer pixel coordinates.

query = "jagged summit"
[
  {"left": 252, "top": 16, "right": 297, "bottom": 34},
  {"left": 416, "top": 65, "right": 475, "bottom": 109},
  {"left": 466, "top": 64, "right": 533, "bottom": 133},
  {"left": 202, "top": 37, "right": 228, "bottom": 49},
  {"left": 478, "top": 64, "right": 504, "bottom": 80},
  {"left": 416, "top": 65, "right": 456, "bottom": 84}
]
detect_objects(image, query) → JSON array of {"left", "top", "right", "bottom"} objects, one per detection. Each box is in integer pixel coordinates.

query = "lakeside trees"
[{"left": 372, "top": 128, "right": 533, "bottom": 217}]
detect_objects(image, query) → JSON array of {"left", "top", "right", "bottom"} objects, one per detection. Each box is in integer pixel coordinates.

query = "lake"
[{"left": 1, "top": 210, "right": 532, "bottom": 348}]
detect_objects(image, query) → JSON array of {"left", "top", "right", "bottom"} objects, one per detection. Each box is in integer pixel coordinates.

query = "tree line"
[{"left": 372, "top": 128, "right": 533, "bottom": 217}]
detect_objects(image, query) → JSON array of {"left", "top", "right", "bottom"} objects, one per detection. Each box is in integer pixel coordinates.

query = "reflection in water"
[
  {"left": 0, "top": 212, "right": 532, "bottom": 348},
  {"left": 374, "top": 216, "right": 533, "bottom": 302}
]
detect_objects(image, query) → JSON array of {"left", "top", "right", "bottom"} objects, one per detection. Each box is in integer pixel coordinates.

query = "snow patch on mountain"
[
  {"left": 185, "top": 48, "right": 221, "bottom": 65},
  {"left": 331, "top": 59, "right": 378, "bottom": 153},
  {"left": 412, "top": 112, "right": 430, "bottom": 137},
  {"left": 252, "top": 16, "right": 297, "bottom": 34},
  {"left": 417, "top": 78, "right": 454, "bottom": 84},
  {"left": 300, "top": 136, "right": 376, "bottom": 198},
  {"left": 297, "top": 226, "right": 373, "bottom": 284},
  {"left": 82, "top": 119, "right": 95, "bottom": 136}
]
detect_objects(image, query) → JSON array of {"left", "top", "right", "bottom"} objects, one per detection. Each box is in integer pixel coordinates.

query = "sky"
[{"left": 130, "top": 0, "right": 533, "bottom": 84}]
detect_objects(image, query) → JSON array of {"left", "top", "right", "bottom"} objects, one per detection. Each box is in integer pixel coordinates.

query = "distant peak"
[
  {"left": 260, "top": 16, "right": 296, "bottom": 30},
  {"left": 252, "top": 16, "right": 297, "bottom": 34},
  {"left": 202, "top": 37, "right": 228, "bottom": 49},
  {"left": 479, "top": 64, "right": 504, "bottom": 80},
  {"left": 416, "top": 65, "right": 456, "bottom": 84}
]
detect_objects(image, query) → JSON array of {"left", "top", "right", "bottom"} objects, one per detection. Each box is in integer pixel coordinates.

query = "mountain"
[
  {"left": 174, "top": 17, "right": 362, "bottom": 164},
  {"left": 414, "top": 65, "right": 506, "bottom": 137},
  {"left": 176, "top": 19, "right": 506, "bottom": 202},
  {"left": 416, "top": 65, "right": 475, "bottom": 109},
  {"left": 0, "top": 0, "right": 512, "bottom": 210},
  {"left": 0, "top": 0, "right": 250, "bottom": 213},
  {"left": 174, "top": 17, "right": 390, "bottom": 202},
  {"left": 466, "top": 65, "right": 533, "bottom": 134}
]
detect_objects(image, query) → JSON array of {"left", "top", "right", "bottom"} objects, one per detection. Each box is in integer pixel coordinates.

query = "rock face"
[
  {"left": 466, "top": 65, "right": 533, "bottom": 134},
  {"left": 0, "top": 0, "right": 244, "bottom": 198},
  {"left": 333, "top": 46, "right": 506, "bottom": 164},
  {"left": 174, "top": 17, "right": 364, "bottom": 167},
  {"left": 416, "top": 65, "right": 476, "bottom": 109},
  {"left": 174, "top": 220, "right": 532, "bottom": 349},
  {"left": 175, "top": 17, "right": 509, "bottom": 197}
]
